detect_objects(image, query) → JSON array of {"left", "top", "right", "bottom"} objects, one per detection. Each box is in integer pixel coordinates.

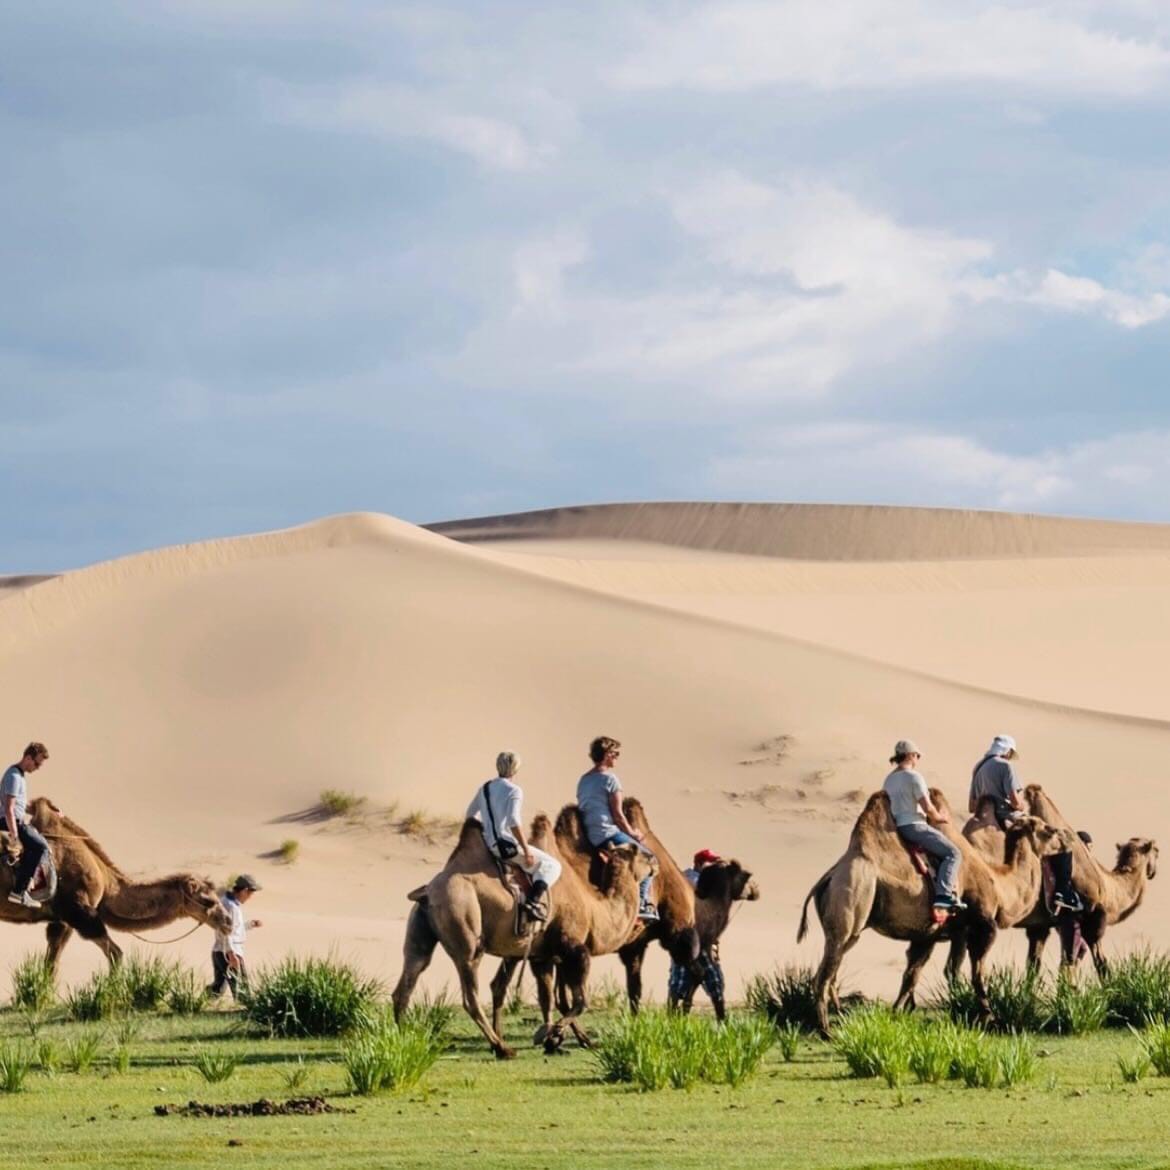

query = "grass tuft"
[
  {"left": 341, "top": 1010, "right": 448, "bottom": 1095},
  {"left": 278, "top": 838, "right": 300, "bottom": 864},
  {"left": 745, "top": 964, "right": 821, "bottom": 1031},
  {"left": 192, "top": 1048, "right": 241, "bottom": 1083},
  {"left": 0, "top": 1041, "right": 34, "bottom": 1092},
  {"left": 243, "top": 953, "right": 381, "bottom": 1037},
  {"left": 319, "top": 789, "right": 365, "bottom": 817},
  {"left": 9, "top": 953, "right": 56, "bottom": 1013}
]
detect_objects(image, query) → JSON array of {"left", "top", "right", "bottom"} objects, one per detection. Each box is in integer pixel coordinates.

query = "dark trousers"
[
  {"left": 12, "top": 823, "right": 49, "bottom": 896},
  {"left": 209, "top": 952, "right": 248, "bottom": 999}
]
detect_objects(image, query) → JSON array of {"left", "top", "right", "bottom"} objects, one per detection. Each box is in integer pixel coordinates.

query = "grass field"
[{"left": 3, "top": 998, "right": 1170, "bottom": 1170}]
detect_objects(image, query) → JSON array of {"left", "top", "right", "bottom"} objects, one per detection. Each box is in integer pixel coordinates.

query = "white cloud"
[
  {"left": 977, "top": 267, "right": 1170, "bottom": 328},
  {"left": 611, "top": 1, "right": 1170, "bottom": 97},
  {"left": 706, "top": 423, "right": 1170, "bottom": 516}
]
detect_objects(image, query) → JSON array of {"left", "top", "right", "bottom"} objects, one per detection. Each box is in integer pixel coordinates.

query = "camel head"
[
  {"left": 1116, "top": 838, "right": 1159, "bottom": 879},
  {"left": 696, "top": 860, "right": 760, "bottom": 903},
  {"left": 609, "top": 842, "right": 659, "bottom": 884},
  {"left": 181, "top": 876, "right": 233, "bottom": 931},
  {"left": 1008, "top": 816, "right": 1074, "bottom": 858}
]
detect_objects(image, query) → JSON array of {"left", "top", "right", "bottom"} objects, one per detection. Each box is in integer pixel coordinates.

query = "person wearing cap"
[
  {"left": 466, "top": 751, "right": 561, "bottom": 923},
  {"left": 208, "top": 874, "right": 262, "bottom": 1000},
  {"left": 667, "top": 849, "right": 724, "bottom": 1008},
  {"left": 2, "top": 742, "right": 52, "bottom": 908},
  {"left": 970, "top": 735, "right": 1082, "bottom": 913},
  {"left": 883, "top": 740, "right": 965, "bottom": 914}
]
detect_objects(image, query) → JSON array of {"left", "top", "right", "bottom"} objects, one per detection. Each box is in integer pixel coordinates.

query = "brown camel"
[
  {"left": 797, "top": 789, "right": 1072, "bottom": 1034},
  {"left": 669, "top": 858, "right": 760, "bottom": 1019},
  {"left": 1016, "top": 785, "right": 1158, "bottom": 973},
  {"left": 391, "top": 814, "right": 657, "bottom": 1058},
  {"left": 0, "top": 798, "right": 232, "bottom": 971}
]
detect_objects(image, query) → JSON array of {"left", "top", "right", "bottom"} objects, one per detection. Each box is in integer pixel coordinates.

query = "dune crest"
[{"left": 428, "top": 502, "right": 1170, "bottom": 561}]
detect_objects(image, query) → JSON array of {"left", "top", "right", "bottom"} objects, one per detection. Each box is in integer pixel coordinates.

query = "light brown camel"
[
  {"left": 0, "top": 798, "right": 232, "bottom": 971},
  {"left": 390, "top": 814, "right": 657, "bottom": 1058},
  {"left": 1014, "top": 785, "right": 1157, "bottom": 973},
  {"left": 797, "top": 789, "right": 1072, "bottom": 1035},
  {"left": 669, "top": 858, "right": 760, "bottom": 1019}
]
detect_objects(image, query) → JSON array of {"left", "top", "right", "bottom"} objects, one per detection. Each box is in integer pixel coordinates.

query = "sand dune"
[{"left": 0, "top": 506, "right": 1166, "bottom": 1005}]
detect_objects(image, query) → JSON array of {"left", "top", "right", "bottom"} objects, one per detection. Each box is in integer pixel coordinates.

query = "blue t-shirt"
[
  {"left": 1, "top": 764, "right": 28, "bottom": 824},
  {"left": 577, "top": 769, "right": 621, "bottom": 846}
]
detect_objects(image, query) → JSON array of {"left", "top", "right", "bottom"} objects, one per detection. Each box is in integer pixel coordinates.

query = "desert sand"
[{"left": 1, "top": 503, "right": 1166, "bottom": 1008}]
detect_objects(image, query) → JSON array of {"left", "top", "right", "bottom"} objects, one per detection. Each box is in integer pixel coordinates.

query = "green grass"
[
  {"left": 2, "top": 996, "right": 1170, "bottom": 1168},
  {"left": 318, "top": 789, "right": 365, "bottom": 817},
  {"left": 243, "top": 953, "right": 382, "bottom": 1037},
  {"left": 278, "top": 838, "right": 300, "bottom": 863}
]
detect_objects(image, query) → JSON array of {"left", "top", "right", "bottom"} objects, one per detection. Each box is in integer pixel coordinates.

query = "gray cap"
[
  {"left": 233, "top": 874, "right": 262, "bottom": 892},
  {"left": 891, "top": 739, "right": 921, "bottom": 760}
]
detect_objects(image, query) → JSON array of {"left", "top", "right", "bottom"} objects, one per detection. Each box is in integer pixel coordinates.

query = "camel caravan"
[{"left": 799, "top": 737, "right": 1158, "bottom": 1035}]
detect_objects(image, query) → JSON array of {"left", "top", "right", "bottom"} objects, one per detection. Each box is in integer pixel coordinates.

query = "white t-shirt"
[
  {"left": 883, "top": 767, "right": 929, "bottom": 827},
  {"left": 466, "top": 777, "right": 523, "bottom": 852},
  {"left": 212, "top": 894, "right": 247, "bottom": 956}
]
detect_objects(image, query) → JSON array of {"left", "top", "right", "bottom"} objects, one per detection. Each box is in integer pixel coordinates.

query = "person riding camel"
[
  {"left": 882, "top": 739, "right": 965, "bottom": 916},
  {"left": 2, "top": 742, "right": 52, "bottom": 908},
  {"left": 576, "top": 735, "right": 658, "bottom": 921},
  {"left": 969, "top": 734, "right": 1082, "bottom": 914},
  {"left": 467, "top": 751, "right": 561, "bottom": 923}
]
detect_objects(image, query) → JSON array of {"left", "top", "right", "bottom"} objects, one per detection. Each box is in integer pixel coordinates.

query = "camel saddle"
[{"left": 900, "top": 838, "right": 933, "bottom": 879}]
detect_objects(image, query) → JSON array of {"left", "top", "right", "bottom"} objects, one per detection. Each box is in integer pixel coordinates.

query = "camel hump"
[
  {"left": 406, "top": 885, "right": 429, "bottom": 903},
  {"left": 622, "top": 796, "right": 648, "bottom": 832},
  {"left": 553, "top": 803, "right": 588, "bottom": 848},
  {"left": 849, "top": 791, "right": 896, "bottom": 856}
]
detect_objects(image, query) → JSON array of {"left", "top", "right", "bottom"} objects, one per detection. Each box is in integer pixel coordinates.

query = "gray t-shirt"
[
  {"left": 1, "top": 764, "right": 27, "bottom": 825},
  {"left": 883, "top": 767, "right": 929, "bottom": 827},
  {"left": 969, "top": 755, "right": 1021, "bottom": 824},
  {"left": 577, "top": 769, "right": 621, "bottom": 846}
]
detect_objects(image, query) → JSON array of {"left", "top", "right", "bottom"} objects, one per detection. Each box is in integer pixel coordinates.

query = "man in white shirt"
[
  {"left": 467, "top": 752, "right": 561, "bottom": 922},
  {"left": 209, "top": 874, "right": 262, "bottom": 999},
  {"left": 2, "top": 742, "right": 51, "bottom": 908}
]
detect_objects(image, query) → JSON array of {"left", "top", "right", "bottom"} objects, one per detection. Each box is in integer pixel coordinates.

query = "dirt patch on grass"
[{"left": 155, "top": 1096, "right": 351, "bottom": 1118}]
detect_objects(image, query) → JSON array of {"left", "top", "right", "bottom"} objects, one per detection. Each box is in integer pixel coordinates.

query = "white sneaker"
[{"left": 7, "top": 890, "right": 39, "bottom": 908}]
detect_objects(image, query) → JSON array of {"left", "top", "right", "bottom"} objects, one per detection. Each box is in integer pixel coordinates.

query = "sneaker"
[
  {"left": 1053, "top": 892, "right": 1083, "bottom": 914},
  {"left": 7, "top": 891, "right": 39, "bottom": 908},
  {"left": 637, "top": 903, "right": 660, "bottom": 922},
  {"left": 524, "top": 897, "right": 549, "bottom": 923},
  {"left": 932, "top": 896, "right": 967, "bottom": 913}
]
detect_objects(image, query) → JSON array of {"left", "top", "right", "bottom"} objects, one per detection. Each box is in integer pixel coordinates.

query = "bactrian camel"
[
  {"left": 391, "top": 812, "right": 657, "bottom": 1058},
  {"left": 0, "top": 798, "right": 233, "bottom": 971},
  {"left": 669, "top": 858, "right": 760, "bottom": 1020},
  {"left": 797, "top": 789, "right": 1072, "bottom": 1035}
]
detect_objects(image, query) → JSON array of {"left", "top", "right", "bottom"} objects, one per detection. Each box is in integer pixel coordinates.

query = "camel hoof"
[
  {"left": 543, "top": 1029, "right": 565, "bottom": 1054},
  {"left": 494, "top": 1045, "right": 517, "bottom": 1061},
  {"left": 532, "top": 1024, "right": 550, "bottom": 1046}
]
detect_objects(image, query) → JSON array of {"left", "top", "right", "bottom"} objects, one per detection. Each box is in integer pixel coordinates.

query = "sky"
[{"left": 5, "top": 1, "right": 1170, "bottom": 570}]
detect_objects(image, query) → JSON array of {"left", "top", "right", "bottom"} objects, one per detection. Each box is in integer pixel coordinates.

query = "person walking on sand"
[
  {"left": 209, "top": 874, "right": 262, "bottom": 1000},
  {"left": 467, "top": 751, "right": 561, "bottom": 922},
  {"left": 2, "top": 742, "right": 51, "bottom": 908},
  {"left": 970, "top": 734, "right": 1082, "bottom": 913},
  {"left": 576, "top": 736, "right": 658, "bottom": 921},
  {"left": 883, "top": 739, "right": 965, "bottom": 916}
]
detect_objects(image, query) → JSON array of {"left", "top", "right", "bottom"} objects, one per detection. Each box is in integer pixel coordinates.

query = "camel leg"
[
  {"left": 893, "top": 937, "right": 936, "bottom": 1013},
  {"left": 1080, "top": 908, "right": 1109, "bottom": 977},
  {"left": 454, "top": 954, "right": 515, "bottom": 1061},
  {"left": 618, "top": 938, "right": 649, "bottom": 1015},
  {"left": 57, "top": 899, "right": 121, "bottom": 969},
  {"left": 966, "top": 917, "right": 998, "bottom": 1026},
  {"left": 1025, "top": 925, "right": 1050, "bottom": 972},
  {"left": 531, "top": 959, "right": 557, "bottom": 1047},
  {"left": 490, "top": 957, "right": 521, "bottom": 1040},
  {"left": 546, "top": 946, "right": 590, "bottom": 1053},
  {"left": 44, "top": 920, "right": 74, "bottom": 977},
  {"left": 944, "top": 929, "right": 967, "bottom": 984},
  {"left": 813, "top": 932, "right": 861, "bottom": 1037},
  {"left": 392, "top": 903, "right": 439, "bottom": 1022}
]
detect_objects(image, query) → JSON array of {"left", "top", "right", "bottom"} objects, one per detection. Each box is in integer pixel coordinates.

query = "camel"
[
  {"left": 391, "top": 813, "right": 657, "bottom": 1059},
  {"left": 668, "top": 858, "right": 760, "bottom": 1019},
  {"left": 797, "top": 789, "right": 1072, "bottom": 1035},
  {"left": 0, "top": 798, "right": 232, "bottom": 971},
  {"left": 1013, "top": 785, "right": 1157, "bottom": 973}
]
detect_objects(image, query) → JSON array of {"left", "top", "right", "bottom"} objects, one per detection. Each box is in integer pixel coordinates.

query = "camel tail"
[{"left": 797, "top": 868, "right": 833, "bottom": 943}]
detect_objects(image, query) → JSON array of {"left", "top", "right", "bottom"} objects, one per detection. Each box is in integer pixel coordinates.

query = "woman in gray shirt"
[{"left": 882, "top": 739, "right": 965, "bottom": 914}]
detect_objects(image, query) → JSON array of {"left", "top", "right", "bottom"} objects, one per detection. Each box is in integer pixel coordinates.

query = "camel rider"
[
  {"left": 467, "top": 752, "right": 561, "bottom": 923},
  {"left": 576, "top": 735, "right": 658, "bottom": 922},
  {"left": 2, "top": 742, "right": 51, "bottom": 909},
  {"left": 882, "top": 739, "right": 966, "bottom": 915},
  {"left": 970, "top": 734, "right": 1082, "bottom": 914}
]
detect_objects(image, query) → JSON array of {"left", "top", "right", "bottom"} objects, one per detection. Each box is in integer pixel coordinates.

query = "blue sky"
[{"left": 5, "top": 1, "right": 1170, "bottom": 569}]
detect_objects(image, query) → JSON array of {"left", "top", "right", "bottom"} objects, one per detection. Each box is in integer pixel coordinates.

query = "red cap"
[{"left": 693, "top": 848, "right": 721, "bottom": 867}]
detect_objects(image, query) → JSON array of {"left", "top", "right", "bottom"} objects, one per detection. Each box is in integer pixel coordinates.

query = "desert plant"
[
  {"left": 776, "top": 1020, "right": 801, "bottom": 1062},
  {"left": 401, "top": 990, "right": 456, "bottom": 1040},
  {"left": 710, "top": 1015, "right": 776, "bottom": 1087},
  {"left": 0, "top": 1041, "right": 34, "bottom": 1093},
  {"left": 65, "top": 969, "right": 131, "bottom": 1022},
  {"left": 996, "top": 1034, "right": 1038, "bottom": 1087},
  {"left": 832, "top": 1003, "right": 906, "bottom": 1079},
  {"left": 1118, "top": 1051, "right": 1151, "bottom": 1083},
  {"left": 909, "top": 1020, "right": 962, "bottom": 1084},
  {"left": 9, "top": 953, "right": 56, "bottom": 1013},
  {"left": 167, "top": 969, "right": 208, "bottom": 1016},
  {"left": 341, "top": 1012, "right": 447, "bottom": 1095},
  {"left": 64, "top": 1029, "right": 104, "bottom": 1073},
  {"left": 121, "top": 954, "right": 177, "bottom": 1012},
  {"left": 938, "top": 967, "right": 1046, "bottom": 1032},
  {"left": 1103, "top": 951, "right": 1170, "bottom": 1028},
  {"left": 278, "top": 838, "right": 300, "bottom": 864},
  {"left": 35, "top": 1039, "right": 59, "bottom": 1074},
  {"left": 1046, "top": 971, "right": 1109, "bottom": 1035},
  {"left": 319, "top": 789, "right": 364, "bottom": 817},
  {"left": 745, "top": 964, "right": 820, "bottom": 1031},
  {"left": 192, "top": 1047, "right": 241, "bottom": 1083},
  {"left": 112, "top": 1044, "right": 131, "bottom": 1075},
  {"left": 244, "top": 954, "right": 381, "bottom": 1038},
  {"left": 1137, "top": 1017, "right": 1170, "bottom": 1075},
  {"left": 280, "top": 1055, "right": 311, "bottom": 1091}
]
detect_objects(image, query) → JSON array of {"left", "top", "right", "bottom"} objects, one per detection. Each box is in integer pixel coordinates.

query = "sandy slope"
[{"left": 0, "top": 506, "right": 1166, "bottom": 1009}]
